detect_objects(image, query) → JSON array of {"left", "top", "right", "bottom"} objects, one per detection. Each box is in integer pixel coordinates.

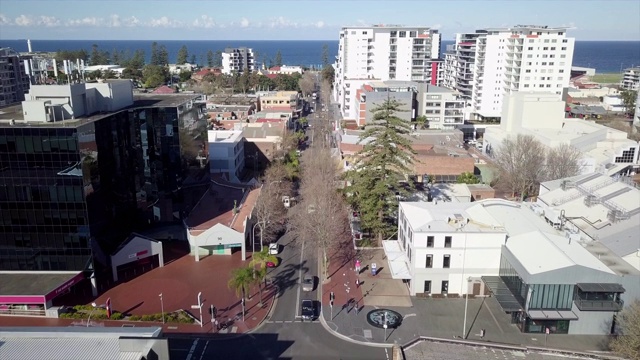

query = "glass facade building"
[{"left": 0, "top": 95, "right": 205, "bottom": 291}]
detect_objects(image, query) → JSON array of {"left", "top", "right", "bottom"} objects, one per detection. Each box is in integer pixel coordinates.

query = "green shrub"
[
  {"left": 129, "top": 315, "right": 141, "bottom": 321},
  {"left": 110, "top": 312, "right": 123, "bottom": 320},
  {"left": 141, "top": 315, "right": 154, "bottom": 322}
]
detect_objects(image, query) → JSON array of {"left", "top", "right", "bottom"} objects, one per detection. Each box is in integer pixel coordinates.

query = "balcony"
[{"left": 574, "top": 298, "right": 623, "bottom": 312}]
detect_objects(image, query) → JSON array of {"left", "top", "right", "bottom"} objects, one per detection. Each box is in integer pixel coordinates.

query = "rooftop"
[
  {"left": 538, "top": 173, "right": 640, "bottom": 259},
  {"left": 0, "top": 93, "right": 200, "bottom": 128},
  {"left": 208, "top": 130, "right": 243, "bottom": 143},
  {"left": 0, "top": 327, "right": 162, "bottom": 360},
  {"left": 185, "top": 179, "right": 259, "bottom": 235},
  {"left": 0, "top": 272, "right": 80, "bottom": 296},
  {"left": 401, "top": 198, "right": 640, "bottom": 276}
]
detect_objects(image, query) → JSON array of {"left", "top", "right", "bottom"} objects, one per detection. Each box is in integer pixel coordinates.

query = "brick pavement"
[
  {"left": 0, "top": 251, "right": 275, "bottom": 334},
  {"left": 321, "top": 246, "right": 363, "bottom": 324}
]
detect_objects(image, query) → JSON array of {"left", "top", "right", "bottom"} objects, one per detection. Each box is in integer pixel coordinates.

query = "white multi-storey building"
[
  {"left": 221, "top": 47, "right": 255, "bottom": 75},
  {"left": 208, "top": 130, "right": 245, "bottom": 183},
  {"left": 443, "top": 25, "right": 575, "bottom": 121},
  {"left": 621, "top": 66, "right": 640, "bottom": 91},
  {"left": 333, "top": 25, "right": 441, "bottom": 121}
]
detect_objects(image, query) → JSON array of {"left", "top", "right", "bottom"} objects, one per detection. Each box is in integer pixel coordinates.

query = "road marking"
[
  {"left": 198, "top": 341, "right": 209, "bottom": 360},
  {"left": 295, "top": 240, "right": 305, "bottom": 318},
  {"left": 403, "top": 313, "right": 417, "bottom": 318},
  {"left": 384, "top": 348, "right": 389, "bottom": 360},
  {"left": 185, "top": 339, "right": 198, "bottom": 360}
]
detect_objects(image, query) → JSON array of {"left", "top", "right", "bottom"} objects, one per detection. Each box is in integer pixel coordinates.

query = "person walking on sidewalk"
[
  {"left": 355, "top": 259, "right": 361, "bottom": 274},
  {"left": 355, "top": 278, "right": 360, "bottom": 288}
]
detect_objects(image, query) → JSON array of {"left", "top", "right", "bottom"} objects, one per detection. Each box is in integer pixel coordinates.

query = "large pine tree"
[{"left": 344, "top": 98, "right": 416, "bottom": 244}]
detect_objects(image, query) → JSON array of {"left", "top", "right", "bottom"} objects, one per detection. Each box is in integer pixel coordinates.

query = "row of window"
[
  {"left": 423, "top": 280, "right": 448, "bottom": 293},
  {"left": 425, "top": 254, "right": 451, "bottom": 268}
]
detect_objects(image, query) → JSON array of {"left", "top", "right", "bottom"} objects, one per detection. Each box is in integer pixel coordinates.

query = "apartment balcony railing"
[
  {"left": 445, "top": 103, "right": 465, "bottom": 109},
  {"left": 574, "top": 299, "right": 623, "bottom": 312}
]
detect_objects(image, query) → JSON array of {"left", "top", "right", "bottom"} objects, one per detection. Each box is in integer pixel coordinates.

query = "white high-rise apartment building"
[
  {"left": 333, "top": 25, "right": 441, "bottom": 120},
  {"left": 221, "top": 47, "right": 255, "bottom": 75},
  {"left": 443, "top": 25, "right": 575, "bottom": 120}
]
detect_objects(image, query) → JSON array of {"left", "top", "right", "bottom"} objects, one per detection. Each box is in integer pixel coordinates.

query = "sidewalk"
[{"left": 319, "top": 249, "right": 614, "bottom": 356}]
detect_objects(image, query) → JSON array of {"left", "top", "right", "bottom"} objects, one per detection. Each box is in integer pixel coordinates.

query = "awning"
[
  {"left": 528, "top": 310, "right": 578, "bottom": 320},
  {"left": 481, "top": 276, "right": 523, "bottom": 312},
  {"left": 381, "top": 240, "right": 412, "bottom": 280},
  {"left": 577, "top": 283, "right": 625, "bottom": 293}
]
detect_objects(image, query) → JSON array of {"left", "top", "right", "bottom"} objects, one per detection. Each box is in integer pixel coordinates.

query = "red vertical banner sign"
[{"left": 106, "top": 297, "right": 112, "bottom": 319}]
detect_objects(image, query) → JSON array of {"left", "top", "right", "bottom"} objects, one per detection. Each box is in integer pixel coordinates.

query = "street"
[{"left": 168, "top": 231, "right": 389, "bottom": 360}]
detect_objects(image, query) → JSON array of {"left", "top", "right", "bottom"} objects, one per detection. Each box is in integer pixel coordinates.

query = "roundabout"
[{"left": 365, "top": 309, "right": 403, "bottom": 329}]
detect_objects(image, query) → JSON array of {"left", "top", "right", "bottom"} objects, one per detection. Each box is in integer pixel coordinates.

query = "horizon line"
[{"left": 2, "top": 38, "right": 639, "bottom": 42}]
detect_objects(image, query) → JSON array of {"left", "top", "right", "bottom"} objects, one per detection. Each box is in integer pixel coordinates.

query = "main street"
[{"left": 168, "top": 231, "right": 389, "bottom": 360}]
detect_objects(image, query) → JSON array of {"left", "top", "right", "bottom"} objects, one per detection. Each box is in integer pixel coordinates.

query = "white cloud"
[
  {"left": 15, "top": 15, "right": 34, "bottom": 26},
  {"left": 38, "top": 16, "right": 61, "bottom": 27},
  {"left": 268, "top": 16, "right": 297, "bottom": 28},
  {"left": 123, "top": 16, "right": 140, "bottom": 27},
  {"left": 148, "top": 16, "right": 182, "bottom": 28},
  {"left": 109, "top": 14, "right": 121, "bottom": 27},
  {"left": 315, "top": 21, "right": 325, "bottom": 28},
  {"left": 192, "top": 15, "right": 215, "bottom": 28},
  {"left": 0, "top": 13, "right": 12, "bottom": 26},
  {"left": 240, "top": 17, "right": 250, "bottom": 28},
  {"left": 66, "top": 17, "right": 104, "bottom": 27}
]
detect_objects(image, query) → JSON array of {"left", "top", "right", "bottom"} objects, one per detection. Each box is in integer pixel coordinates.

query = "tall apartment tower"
[
  {"left": 443, "top": 25, "right": 575, "bottom": 120},
  {"left": 0, "top": 48, "right": 31, "bottom": 107},
  {"left": 333, "top": 25, "right": 441, "bottom": 120},
  {"left": 221, "top": 47, "right": 255, "bottom": 75}
]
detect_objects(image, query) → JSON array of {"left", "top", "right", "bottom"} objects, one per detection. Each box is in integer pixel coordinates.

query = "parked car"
[
  {"left": 269, "top": 243, "right": 279, "bottom": 255},
  {"left": 266, "top": 261, "right": 277, "bottom": 268},
  {"left": 301, "top": 299, "right": 315, "bottom": 321},
  {"left": 302, "top": 274, "right": 314, "bottom": 292}
]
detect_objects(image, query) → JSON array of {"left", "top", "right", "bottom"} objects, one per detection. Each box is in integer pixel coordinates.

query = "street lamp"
[
  {"left": 159, "top": 293, "right": 165, "bottom": 324},
  {"left": 86, "top": 302, "right": 103, "bottom": 327},
  {"left": 462, "top": 277, "right": 472, "bottom": 339}
]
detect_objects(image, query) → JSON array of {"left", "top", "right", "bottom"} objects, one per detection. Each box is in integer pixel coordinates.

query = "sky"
[{"left": 0, "top": 0, "right": 639, "bottom": 41}]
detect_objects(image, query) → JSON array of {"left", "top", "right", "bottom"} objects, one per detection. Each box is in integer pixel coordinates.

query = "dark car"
[{"left": 301, "top": 299, "right": 315, "bottom": 321}]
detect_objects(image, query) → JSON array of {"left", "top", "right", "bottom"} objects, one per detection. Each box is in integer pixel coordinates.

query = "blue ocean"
[{"left": 0, "top": 39, "right": 638, "bottom": 73}]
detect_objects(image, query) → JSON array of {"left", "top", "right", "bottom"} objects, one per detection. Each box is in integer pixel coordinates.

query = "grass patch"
[{"left": 590, "top": 73, "right": 622, "bottom": 84}]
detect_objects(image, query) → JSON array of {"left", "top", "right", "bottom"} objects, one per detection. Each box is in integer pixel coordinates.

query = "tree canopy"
[
  {"left": 344, "top": 98, "right": 416, "bottom": 243},
  {"left": 176, "top": 45, "right": 189, "bottom": 65}
]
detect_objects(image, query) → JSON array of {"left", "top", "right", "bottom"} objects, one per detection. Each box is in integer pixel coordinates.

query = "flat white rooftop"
[{"left": 208, "top": 130, "right": 243, "bottom": 143}]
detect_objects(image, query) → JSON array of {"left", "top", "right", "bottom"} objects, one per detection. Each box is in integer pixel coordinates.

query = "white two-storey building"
[{"left": 208, "top": 130, "right": 244, "bottom": 183}]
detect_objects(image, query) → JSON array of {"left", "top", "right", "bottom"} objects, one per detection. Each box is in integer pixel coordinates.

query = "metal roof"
[
  {"left": 576, "top": 283, "right": 626, "bottom": 293},
  {"left": 481, "top": 276, "right": 523, "bottom": 312},
  {"left": 0, "top": 327, "right": 162, "bottom": 360},
  {"left": 0, "top": 272, "right": 80, "bottom": 296}
]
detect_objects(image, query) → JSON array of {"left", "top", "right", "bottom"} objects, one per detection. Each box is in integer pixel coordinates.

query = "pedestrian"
[
  {"left": 355, "top": 259, "right": 361, "bottom": 274},
  {"left": 480, "top": 329, "right": 486, "bottom": 338}
]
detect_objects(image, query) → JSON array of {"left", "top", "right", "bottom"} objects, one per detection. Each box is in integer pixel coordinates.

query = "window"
[
  {"left": 424, "top": 281, "right": 432, "bottom": 293},
  {"left": 544, "top": 39, "right": 549, "bottom": 43},
  {"left": 409, "top": 31, "right": 416, "bottom": 37},
  {"left": 527, "top": 54, "right": 533, "bottom": 58},
  {"left": 444, "top": 236, "right": 452, "bottom": 248},
  {"left": 543, "top": 47, "right": 548, "bottom": 50},
  {"left": 562, "top": 39, "right": 568, "bottom": 43},
  {"left": 427, "top": 236, "right": 434, "bottom": 247},
  {"left": 362, "top": 31, "right": 368, "bottom": 35},
  {"left": 527, "top": 47, "right": 533, "bottom": 50},
  {"left": 559, "top": 69, "right": 564, "bottom": 73},
  {"left": 524, "top": 84, "right": 530, "bottom": 88},
  {"left": 551, "top": 47, "right": 556, "bottom": 50},
  {"left": 561, "top": 47, "right": 567, "bottom": 50},
  {"left": 426, "top": 255, "right": 433, "bottom": 268},
  {"left": 441, "top": 281, "right": 449, "bottom": 294},
  {"left": 443, "top": 255, "right": 451, "bottom": 268},
  {"left": 560, "top": 54, "right": 566, "bottom": 58},
  {"left": 399, "top": 31, "right": 406, "bottom": 38}
]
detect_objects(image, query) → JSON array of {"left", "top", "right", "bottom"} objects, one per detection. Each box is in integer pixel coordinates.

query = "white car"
[{"left": 269, "top": 243, "right": 279, "bottom": 255}]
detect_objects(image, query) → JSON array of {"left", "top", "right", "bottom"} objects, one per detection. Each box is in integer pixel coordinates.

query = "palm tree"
[
  {"left": 253, "top": 267, "right": 267, "bottom": 307},
  {"left": 228, "top": 266, "right": 254, "bottom": 308},
  {"left": 250, "top": 248, "right": 279, "bottom": 270}
]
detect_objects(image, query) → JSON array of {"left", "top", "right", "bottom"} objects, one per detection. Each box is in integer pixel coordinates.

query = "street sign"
[{"left": 191, "top": 305, "right": 200, "bottom": 309}]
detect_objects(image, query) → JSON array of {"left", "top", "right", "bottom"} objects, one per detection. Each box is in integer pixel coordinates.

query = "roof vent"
[
  {"left": 584, "top": 194, "right": 599, "bottom": 207},
  {"left": 607, "top": 209, "right": 624, "bottom": 223}
]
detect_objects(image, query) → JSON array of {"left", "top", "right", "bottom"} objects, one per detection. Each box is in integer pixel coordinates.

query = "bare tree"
[
  {"left": 320, "top": 79, "right": 332, "bottom": 107},
  {"left": 493, "top": 134, "right": 547, "bottom": 200},
  {"left": 610, "top": 300, "right": 640, "bottom": 360},
  {"left": 298, "top": 72, "right": 315, "bottom": 97},
  {"left": 544, "top": 143, "right": 583, "bottom": 181},
  {"left": 288, "top": 146, "right": 351, "bottom": 279},
  {"left": 251, "top": 162, "right": 293, "bottom": 251}
]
